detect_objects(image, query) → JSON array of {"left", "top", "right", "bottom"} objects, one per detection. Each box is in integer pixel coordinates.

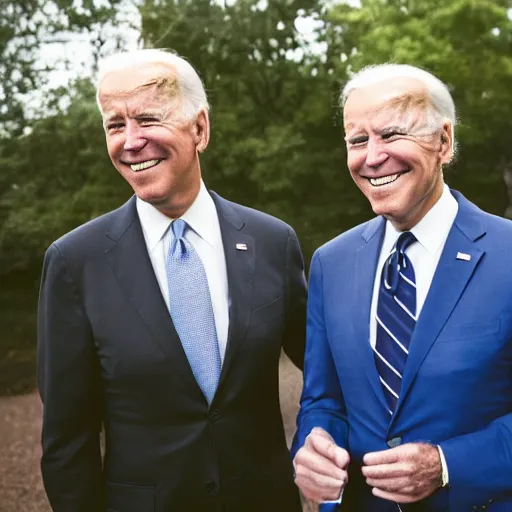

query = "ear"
[
  {"left": 439, "top": 121, "right": 453, "bottom": 164},
  {"left": 192, "top": 109, "right": 210, "bottom": 153}
]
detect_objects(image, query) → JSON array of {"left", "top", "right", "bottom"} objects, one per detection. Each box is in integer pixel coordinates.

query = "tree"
[{"left": 0, "top": 0, "right": 128, "bottom": 137}]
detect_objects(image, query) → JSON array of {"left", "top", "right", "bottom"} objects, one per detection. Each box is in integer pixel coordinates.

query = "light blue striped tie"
[
  {"left": 374, "top": 232, "right": 417, "bottom": 415},
  {"left": 166, "top": 219, "right": 221, "bottom": 404}
]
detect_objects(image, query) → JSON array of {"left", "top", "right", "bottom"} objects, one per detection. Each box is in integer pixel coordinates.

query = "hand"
[
  {"left": 362, "top": 442, "right": 442, "bottom": 504},
  {"left": 293, "top": 427, "right": 350, "bottom": 503}
]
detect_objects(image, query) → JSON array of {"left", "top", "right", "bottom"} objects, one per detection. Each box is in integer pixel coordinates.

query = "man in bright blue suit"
[{"left": 292, "top": 63, "right": 512, "bottom": 511}]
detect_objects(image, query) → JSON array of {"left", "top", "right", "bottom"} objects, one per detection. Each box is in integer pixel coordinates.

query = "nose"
[
  {"left": 365, "top": 138, "right": 388, "bottom": 168},
  {"left": 123, "top": 122, "right": 146, "bottom": 152}
]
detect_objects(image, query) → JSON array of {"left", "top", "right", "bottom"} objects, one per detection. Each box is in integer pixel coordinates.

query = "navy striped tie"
[{"left": 374, "top": 232, "right": 417, "bottom": 415}]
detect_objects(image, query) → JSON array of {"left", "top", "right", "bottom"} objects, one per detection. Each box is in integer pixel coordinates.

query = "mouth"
[
  {"left": 367, "top": 170, "right": 409, "bottom": 187},
  {"left": 125, "top": 159, "right": 162, "bottom": 172}
]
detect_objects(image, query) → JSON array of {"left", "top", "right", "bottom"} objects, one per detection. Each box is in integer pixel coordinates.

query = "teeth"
[
  {"left": 369, "top": 173, "right": 401, "bottom": 186},
  {"left": 130, "top": 159, "right": 160, "bottom": 172}
]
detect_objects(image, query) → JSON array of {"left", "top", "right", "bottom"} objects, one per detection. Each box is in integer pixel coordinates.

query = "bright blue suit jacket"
[{"left": 292, "top": 191, "right": 512, "bottom": 511}]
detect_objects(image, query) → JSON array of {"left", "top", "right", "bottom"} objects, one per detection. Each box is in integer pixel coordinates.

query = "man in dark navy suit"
[{"left": 37, "top": 48, "right": 306, "bottom": 512}]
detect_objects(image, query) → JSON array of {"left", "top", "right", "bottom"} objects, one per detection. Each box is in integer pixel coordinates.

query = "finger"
[
  {"left": 296, "top": 478, "right": 342, "bottom": 504},
  {"left": 310, "top": 427, "right": 335, "bottom": 442},
  {"left": 294, "top": 466, "right": 346, "bottom": 503},
  {"left": 371, "top": 487, "right": 420, "bottom": 504},
  {"left": 308, "top": 432, "right": 350, "bottom": 469},
  {"left": 294, "top": 470, "right": 345, "bottom": 501},
  {"left": 294, "top": 446, "right": 346, "bottom": 480},
  {"left": 363, "top": 446, "right": 402, "bottom": 466},
  {"left": 365, "top": 476, "right": 411, "bottom": 493},
  {"left": 362, "top": 462, "right": 409, "bottom": 479}
]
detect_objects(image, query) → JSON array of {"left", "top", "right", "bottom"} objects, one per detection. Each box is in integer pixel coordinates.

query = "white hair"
[
  {"left": 341, "top": 64, "right": 456, "bottom": 142},
  {"left": 96, "top": 48, "right": 209, "bottom": 120}
]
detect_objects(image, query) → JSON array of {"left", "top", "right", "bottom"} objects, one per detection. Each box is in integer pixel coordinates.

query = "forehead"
[
  {"left": 343, "top": 77, "right": 429, "bottom": 130},
  {"left": 98, "top": 62, "right": 180, "bottom": 112}
]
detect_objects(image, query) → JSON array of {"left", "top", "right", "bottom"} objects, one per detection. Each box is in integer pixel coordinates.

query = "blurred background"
[{"left": 0, "top": 0, "right": 511, "bottom": 509}]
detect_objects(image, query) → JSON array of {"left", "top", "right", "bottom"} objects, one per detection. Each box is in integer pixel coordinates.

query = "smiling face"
[
  {"left": 98, "top": 62, "right": 209, "bottom": 218},
  {"left": 343, "top": 77, "right": 453, "bottom": 231}
]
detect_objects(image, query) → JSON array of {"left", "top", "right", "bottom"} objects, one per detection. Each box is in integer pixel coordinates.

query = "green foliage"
[
  {"left": 0, "top": 0, "right": 127, "bottom": 136},
  {"left": 0, "top": 80, "right": 131, "bottom": 275}
]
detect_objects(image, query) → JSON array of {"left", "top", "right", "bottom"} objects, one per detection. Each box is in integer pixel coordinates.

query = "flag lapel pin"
[{"left": 456, "top": 252, "right": 471, "bottom": 261}]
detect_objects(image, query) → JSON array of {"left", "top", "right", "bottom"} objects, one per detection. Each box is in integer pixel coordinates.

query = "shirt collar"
[
  {"left": 136, "top": 180, "right": 216, "bottom": 251},
  {"left": 384, "top": 184, "right": 458, "bottom": 254},
  {"left": 180, "top": 181, "right": 217, "bottom": 246}
]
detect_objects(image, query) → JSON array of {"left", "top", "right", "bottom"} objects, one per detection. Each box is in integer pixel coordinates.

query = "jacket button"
[
  {"left": 387, "top": 437, "right": 402, "bottom": 448},
  {"left": 205, "top": 480, "right": 218, "bottom": 495},
  {"left": 209, "top": 408, "right": 221, "bottom": 423}
]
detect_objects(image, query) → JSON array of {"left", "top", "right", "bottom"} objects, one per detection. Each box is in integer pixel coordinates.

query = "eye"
[
  {"left": 347, "top": 135, "right": 368, "bottom": 146},
  {"left": 139, "top": 117, "right": 160, "bottom": 125},
  {"left": 381, "top": 130, "right": 404, "bottom": 140},
  {"left": 106, "top": 122, "right": 124, "bottom": 131}
]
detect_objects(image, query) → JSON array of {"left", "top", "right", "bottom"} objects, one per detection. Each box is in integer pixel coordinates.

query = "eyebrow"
[
  {"left": 377, "top": 124, "right": 408, "bottom": 133},
  {"left": 131, "top": 107, "right": 164, "bottom": 118},
  {"left": 102, "top": 112, "right": 123, "bottom": 125}
]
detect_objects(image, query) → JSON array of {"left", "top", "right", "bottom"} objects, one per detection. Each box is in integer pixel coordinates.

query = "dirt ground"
[{"left": 0, "top": 353, "right": 316, "bottom": 512}]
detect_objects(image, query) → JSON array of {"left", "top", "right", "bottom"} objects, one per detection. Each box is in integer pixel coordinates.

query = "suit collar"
[
  {"left": 209, "top": 190, "right": 245, "bottom": 230},
  {"left": 105, "top": 196, "right": 138, "bottom": 242},
  {"left": 361, "top": 215, "right": 385, "bottom": 243},
  {"left": 209, "top": 191, "right": 254, "bottom": 391},
  {"left": 390, "top": 189, "right": 486, "bottom": 427},
  {"left": 449, "top": 189, "right": 486, "bottom": 242}
]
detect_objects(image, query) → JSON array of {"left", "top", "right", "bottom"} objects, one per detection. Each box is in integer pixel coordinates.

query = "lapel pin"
[
  {"left": 236, "top": 243, "right": 248, "bottom": 251},
  {"left": 456, "top": 252, "right": 471, "bottom": 261}
]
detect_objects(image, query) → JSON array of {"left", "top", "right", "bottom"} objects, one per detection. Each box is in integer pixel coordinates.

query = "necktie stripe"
[
  {"left": 399, "top": 271, "right": 416, "bottom": 288},
  {"left": 375, "top": 232, "right": 417, "bottom": 414},
  {"left": 375, "top": 358, "right": 402, "bottom": 394},
  {"left": 373, "top": 348, "right": 402, "bottom": 378},
  {"left": 375, "top": 331, "right": 407, "bottom": 372},
  {"left": 393, "top": 295, "right": 417, "bottom": 321},
  {"left": 378, "top": 297, "right": 416, "bottom": 337},
  {"left": 380, "top": 377, "right": 399, "bottom": 398},
  {"left": 376, "top": 315, "right": 410, "bottom": 354}
]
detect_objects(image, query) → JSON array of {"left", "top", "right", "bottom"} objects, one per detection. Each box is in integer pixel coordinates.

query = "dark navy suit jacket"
[
  {"left": 292, "top": 191, "right": 512, "bottom": 511},
  {"left": 38, "top": 191, "right": 307, "bottom": 512}
]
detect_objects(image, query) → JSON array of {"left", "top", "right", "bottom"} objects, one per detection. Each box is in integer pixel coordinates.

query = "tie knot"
[
  {"left": 395, "top": 231, "right": 416, "bottom": 254},
  {"left": 172, "top": 219, "right": 187, "bottom": 239},
  {"left": 384, "top": 231, "right": 416, "bottom": 294}
]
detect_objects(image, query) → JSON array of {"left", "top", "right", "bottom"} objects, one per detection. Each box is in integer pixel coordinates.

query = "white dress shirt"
[
  {"left": 369, "top": 184, "right": 458, "bottom": 348},
  {"left": 136, "top": 180, "right": 230, "bottom": 364}
]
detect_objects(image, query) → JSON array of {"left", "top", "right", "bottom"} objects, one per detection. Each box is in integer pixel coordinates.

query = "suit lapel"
[
  {"left": 210, "top": 192, "right": 255, "bottom": 389},
  {"left": 352, "top": 217, "right": 389, "bottom": 411},
  {"left": 391, "top": 192, "right": 486, "bottom": 424},
  {"left": 104, "top": 197, "right": 202, "bottom": 394}
]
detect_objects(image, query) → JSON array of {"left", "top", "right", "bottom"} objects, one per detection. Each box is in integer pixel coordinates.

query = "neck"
[{"left": 155, "top": 178, "right": 201, "bottom": 219}]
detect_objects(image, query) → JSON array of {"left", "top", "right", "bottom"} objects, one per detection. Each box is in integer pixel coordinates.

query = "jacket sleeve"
[
  {"left": 282, "top": 227, "right": 307, "bottom": 370},
  {"left": 37, "top": 243, "right": 105, "bottom": 511},
  {"left": 440, "top": 412, "right": 512, "bottom": 508},
  {"left": 291, "top": 250, "right": 349, "bottom": 457}
]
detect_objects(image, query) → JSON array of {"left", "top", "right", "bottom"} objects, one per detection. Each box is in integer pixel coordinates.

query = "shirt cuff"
[{"left": 437, "top": 445, "right": 449, "bottom": 487}]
